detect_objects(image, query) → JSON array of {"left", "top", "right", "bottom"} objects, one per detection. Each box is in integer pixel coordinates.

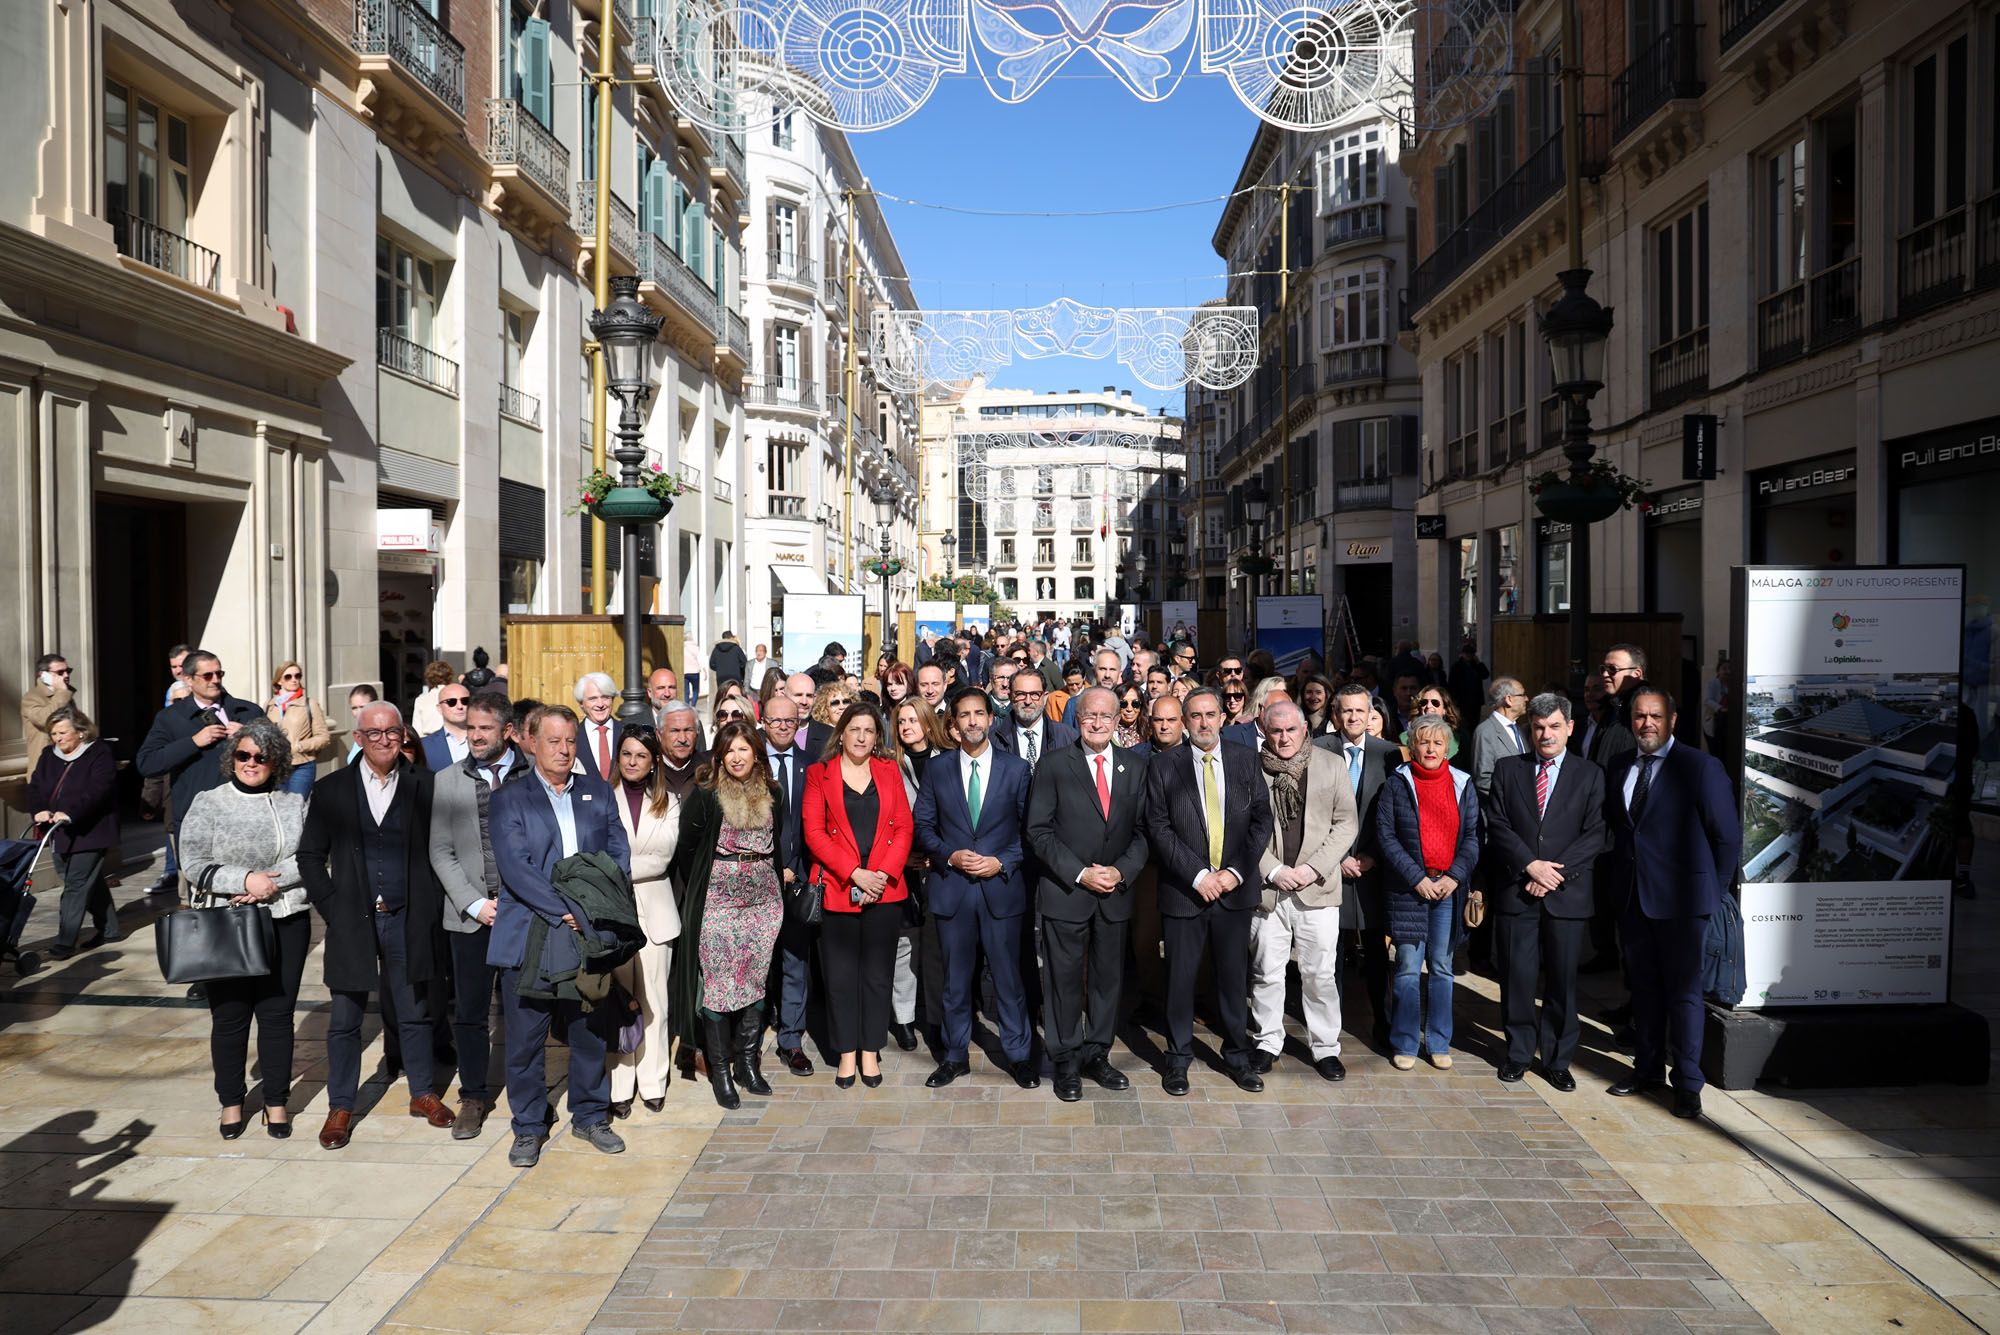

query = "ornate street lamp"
[
  {"left": 587, "top": 274, "right": 666, "bottom": 723},
  {"left": 936, "top": 530, "right": 963, "bottom": 595},
  {"left": 1239, "top": 476, "right": 1276, "bottom": 581},
  {"left": 864, "top": 478, "right": 903, "bottom": 660},
  {"left": 1536, "top": 267, "right": 1616, "bottom": 698}
]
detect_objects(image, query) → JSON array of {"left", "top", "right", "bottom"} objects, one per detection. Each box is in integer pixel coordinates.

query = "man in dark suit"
[
  {"left": 1579, "top": 647, "right": 1644, "bottom": 975},
  {"left": 1143, "top": 687, "right": 1273, "bottom": 1095},
  {"left": 488, "top": 705, "right": 632, "bottom": 1165},
  {"left": 1484, "top": 693, "right": 1607, "bottom": 1091},
  {"left": 572, "top": 672, "right": 623, "bottom": 782},
  {"left": 299, "top": 702, "right": 453, "bottom": 1150},
  {"left": 420, "top": 683, "right": 473, "bottom": 770},
  {"left": 912, "top": 688, "right": 1037, "bottom": 1089},
  {"left": 992, "top": 672, "right": 1077, "bottom": 773},
  {"left": 760, "top": 692, "right": 817, "bottom": 1076},
  {"left": 136, "top": 648, "right": 265, "bottom": 899},
  {"left": 1603, "top": 686, "right": 1741, "bottom": 1119},
  {"left": 1025, "top": 687, "right": 1149, "bottom": 1101},
  {"left": 1315, "top": 683, "right": 1401, "bottom": 1047}
]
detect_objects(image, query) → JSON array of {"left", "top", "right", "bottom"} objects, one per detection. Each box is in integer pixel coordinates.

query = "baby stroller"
[{"left": 0, "top": 825, "right": 60, "bottom": 975}]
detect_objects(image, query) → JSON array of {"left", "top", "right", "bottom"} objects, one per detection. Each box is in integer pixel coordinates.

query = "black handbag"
[
  {"left": 154, "top": 866, "right": 277, "bottom": 984},
  {"left": 790, "top": 873, "right": 825, "bottom": 927}
]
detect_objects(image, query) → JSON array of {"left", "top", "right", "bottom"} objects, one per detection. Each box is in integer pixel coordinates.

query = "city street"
[{"left": 0, "top": 833, "right": 1992, "bottom": 1334}]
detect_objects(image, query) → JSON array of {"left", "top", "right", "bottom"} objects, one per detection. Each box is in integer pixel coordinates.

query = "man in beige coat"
[
  {"left": 1250, "top": 701, "right": 1361, "bottom": 1081},
  {"left": 20, "top": 653, "right": 74, "bottom": 774}
]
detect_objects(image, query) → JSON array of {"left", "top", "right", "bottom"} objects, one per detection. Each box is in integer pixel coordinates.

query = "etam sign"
[{"left": 1336, "top": 538, "right": 1391, "bottom": 565}]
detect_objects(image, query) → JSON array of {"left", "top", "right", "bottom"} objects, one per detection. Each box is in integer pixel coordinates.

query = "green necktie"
[
  {"left": 967, "top": 757, "right": 983, "bottom": 829},
  {"left": 1202, "top": 752, "right": 1223, "bottom": 867}
]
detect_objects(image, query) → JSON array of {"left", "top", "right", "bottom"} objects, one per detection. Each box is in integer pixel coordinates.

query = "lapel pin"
[{"left": 580, "top": 793, "right": 593, "bottom": 801}]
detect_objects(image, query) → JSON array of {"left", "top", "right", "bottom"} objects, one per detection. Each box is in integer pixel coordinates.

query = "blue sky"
[{"left": 850, "top": 68, "right": 1262, "bottom": 414}]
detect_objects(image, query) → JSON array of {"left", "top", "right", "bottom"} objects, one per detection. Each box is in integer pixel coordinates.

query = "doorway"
[{"left": 93, "top": 496, "right": 189, "bottom": 764}]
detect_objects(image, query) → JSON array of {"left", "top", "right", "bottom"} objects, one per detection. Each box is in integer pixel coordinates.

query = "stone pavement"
[{"left": 0, "top": 830, "right": 1992, "bottom": 1333}]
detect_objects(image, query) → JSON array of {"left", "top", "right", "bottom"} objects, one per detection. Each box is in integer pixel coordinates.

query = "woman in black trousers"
[
  {"left": 24, "top": 707, "right": 120, "bottom": 957},
  {"left": 802, "top": 704, "right": 914, "bottom": 1087}
]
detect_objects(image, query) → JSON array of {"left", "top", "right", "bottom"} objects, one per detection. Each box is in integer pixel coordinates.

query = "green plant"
[
  {"left": 1527, "top": 457, "right": 1651, "bottom": 511},
  {"left": 570, "top": 462, "right": 685, "bottom": 515}
]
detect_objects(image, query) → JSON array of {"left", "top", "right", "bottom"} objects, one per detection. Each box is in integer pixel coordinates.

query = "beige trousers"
[{"left": 609, "top": 937, "right": 675, "bottom": 1101}]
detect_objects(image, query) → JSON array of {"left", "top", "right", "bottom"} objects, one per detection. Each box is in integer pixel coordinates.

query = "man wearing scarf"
[{"left": 1249, "top": 702, "right": 1360, "bottom": 1081}]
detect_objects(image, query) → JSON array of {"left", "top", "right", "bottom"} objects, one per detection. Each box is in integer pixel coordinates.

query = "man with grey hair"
[
  {"left": 1482, "top": 692, "right": 1606, "bottom": 1091},
  {"left": 656, "top": 699, "right": 700, "bottom": 800},
  {"left": 1249, "top": 700, "right": 1360, "bottom": 1080},
  {"left": 573, "top": 671, "right": 621, "bottom": 782},
  {"left": 1471, "top": 677, "right": 1530, "bottom": 801}
]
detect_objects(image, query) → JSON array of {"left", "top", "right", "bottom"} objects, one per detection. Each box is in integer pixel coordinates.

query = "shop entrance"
[
  {"left": 92, "top": 495, "right": 189, "bottom": 764},
  {"left": 1338, "top": 564, "right": 1393, "bottom": 661}
]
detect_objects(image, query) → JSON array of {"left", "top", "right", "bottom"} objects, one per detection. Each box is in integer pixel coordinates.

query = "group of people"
[{"left": 8, "top": 619, "right": 1743, "bottom": 1169}]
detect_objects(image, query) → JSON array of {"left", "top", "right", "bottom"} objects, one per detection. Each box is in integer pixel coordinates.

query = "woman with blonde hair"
[
  {"left": 267, "top": 661, "right": 331, "bottom": 796},
  {"left": 811, "top": 678, "right": 858, "bottom": 728}
]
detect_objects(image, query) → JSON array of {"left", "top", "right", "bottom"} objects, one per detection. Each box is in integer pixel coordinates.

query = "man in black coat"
[
  {"left": 1313, "top": 683, "right": 1402, "bottom": 1050},
  {"left": 1483, "top": 693, "right": 1607, "bottom": 1090},
  {"left": 299, "top": 702, "right": 452, "bottom": 1150},
  {"left": 1143, "top": 687, "right": 1273, "bottom": 1096},
  {"left": 135, "top": 647, "right": 265, "bottom": 899},
  {"left": 1025, "top": 687, "right": 1150, "bottom": 1101}
]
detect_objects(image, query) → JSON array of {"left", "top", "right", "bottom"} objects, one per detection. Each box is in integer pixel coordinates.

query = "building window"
[
  {"left": 766, "top": 439, "right": 804, "bottom": 503},
  {"left": 772, "top": 111, "right": 794, "bottom": 149},
  {"left": 104, "top": 80, "right": 211, "bottom": 284},
  {"left": 1073, "top": 466, "right": 1095, "bottom": 494},
  {"left": 1651, "top": 201, "right": 1710, "bottom": 408},
  {"left": 1321, "top": 127, "right": 1382, "bottom": 209},
  {"left": 772, "top": 201, "right": 798, "bottom": 265},
  {"left": 998, "top": 537, "right": 1016, "bottom": 565},
  {"left": 1359, "top": 417, "right": 1390, "bottom": 478},
  {"left": 773, "top": 323, "right": 799, "bottom": 384},
  {"left": 499, "top": 308, "right": 539, "bottom": 422},
  {"left": 1074, "top": 577, "right": 1094, "bottom": 600},
  {"left": 1073, "top": 537, "right": 1092, "bottom": 564},
  {"left": 376, "top": 238, "right": 439, "bottom": 346},
  {"left": 1321, "top": 266, "right": 1385, "bottom": 348},
  {"left": 1036, "top": 537, "right": 1055, "bottom": 565}
]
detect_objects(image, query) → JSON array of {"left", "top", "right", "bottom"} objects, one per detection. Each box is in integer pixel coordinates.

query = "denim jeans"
[{"left": 1389, "top": 895, "right": 1457, "bottom": 1058}]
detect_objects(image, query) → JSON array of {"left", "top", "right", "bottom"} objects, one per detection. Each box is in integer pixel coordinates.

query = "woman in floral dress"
[{"left": 668, "top": 719, "right": 787, "bottom": 1110}]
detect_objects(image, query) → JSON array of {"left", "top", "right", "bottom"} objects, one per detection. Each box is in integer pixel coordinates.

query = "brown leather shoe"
[
  {"left": 318, "top": 1109, "right": 354, "bottom": 1150},
  {"left": 450, "top": 1097, "right": 490, "bottom": 1140},
  {"left": 410, "top": 1093, "right": 454, "bottom": 1128}
]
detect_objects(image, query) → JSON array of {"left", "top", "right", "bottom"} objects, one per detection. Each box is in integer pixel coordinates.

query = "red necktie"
[
  {"left": 1095, "top": 754, "right": 1111, "bottom": 819},
  {"left": 597, "top": 723, "right": 611, "bottom": 778},
  {"left": 1536, "top": 758, "right": 1552, "bottom": 817}
]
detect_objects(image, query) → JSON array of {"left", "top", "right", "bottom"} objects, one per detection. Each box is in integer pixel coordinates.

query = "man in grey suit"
[
  {"left": 1250, "top": 702, "right": 1360, "bottom": 1080},
  {"left": 427, "top": 692, "right": 532, "bottom": 1139},
  {"left": 1471, "top": 678, "right": 1530, "bottom": 800},
  {"left": 1314, "top": 683, "right": 1402, "bottom": 1049}
]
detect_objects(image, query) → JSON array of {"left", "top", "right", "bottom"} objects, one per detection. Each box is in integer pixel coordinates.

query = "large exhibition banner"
[
  {"left": 914, "top": 600, "right": 957, "bottom": 643},
  {"left": 1255, "top": 596, "right": 1323, "bottom": 675},
  {"left": 1734, "top": 566, "right": 1964, "bottom": 1007},
  {"left": 1160, "top": 600, "right": 1198, "bottom": 642},
  {"left": 782, "top": 594, "right": 866, "bottom": 677},
  {"left": 960, "top": 604, "right": 992, "bottom": 635}
]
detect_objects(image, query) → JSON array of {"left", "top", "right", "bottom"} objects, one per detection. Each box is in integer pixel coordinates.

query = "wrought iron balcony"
[
  {"left": 1324, "top": 203, "right": 1385, "bottom": 251},
  {"left": 1898, "top": 207, "right": 1969, "bottom": 318},
  {"left": 1334, "top": 479, "right": 1392, "bottom": 512},
  {"left": 1649, "top": 327, "right": 1710, "bottom": 410},
  {"left": 767, "top": 248, "right": 815, "bottom": 289},
  {"left": 710, "top": 477, "right": 732, "bottom": 502},
  {"left": 752, "top": 376, "right": 818, "bottom": 411},
  {"left": 1721, "top": 0, "right": 1793, "bottom": 50},
  {"left": 499, "top": 383, "right": 541, "bottom": 424},
  {"left": 631, "top": 15, "right": 661, "bottom": 68},
  {"left": 1322, "top": 343, "right": 1386, "bottom": 386},
  {"left": 352, "top": 0, "right": 465, "bottom": 117},
  {"left": 574, "top": 185, "right": 639, "bottom": 265},
  {"left": 726, "top": 309, "right": 750, "bottom": 363},
  {"left": 378, "top": 329, "right": 459, "bottom": 394},
  {"left": 114, "top": 213, "right": 220, "bottom": 290},
  {"left": 1613, "top": 22, "right": 1705, "bottom": 143},
  {"left": 635, "top": 230, "right": 716, "bottom": 333},
  {"left": 766, "top": 493, "right": 808, "bottom": 518},
  {"left": 485, "top": 99, "right": 569, "bottom": 209},
  {"left": 1757, "top": 257, "right": 1863, "bottom": 369}
]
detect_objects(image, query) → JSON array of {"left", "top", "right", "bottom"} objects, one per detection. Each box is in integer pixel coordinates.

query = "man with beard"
[{"left": 991, "top": 669, "right": 1077, "bottom": 775}]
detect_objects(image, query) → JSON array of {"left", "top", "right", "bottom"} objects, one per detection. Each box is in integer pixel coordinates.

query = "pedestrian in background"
[
  {"left": 410, "top": 659, "right": 456, "bottom": 738},
  {"left": 137, "top": 649, "right": 265, "bottom": 904},
  {"left": 267, "top": 661, "right": 331, "bottom": 796},
  {"left": 24, "top": 706, "right": 120, "bottom": 959},
  {"left": 20, "top": 652, "right": 73, "bottom": 775}
]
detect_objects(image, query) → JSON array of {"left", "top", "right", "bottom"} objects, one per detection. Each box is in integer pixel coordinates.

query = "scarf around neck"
[{"left": 1259, "top": 746, "right": 1311, "bottom": 830}]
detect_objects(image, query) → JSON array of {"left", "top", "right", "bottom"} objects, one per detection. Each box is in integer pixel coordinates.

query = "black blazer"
[
  {"left": 1603, "top": 742, "right": 1740, "bottom": 920},
  {"left": 763, "top": 734, "right": 810, "bottom": 880},
  {"left": 1313, "top": 733, "right": 1400, "bottom": 929},
  {"left": 135, "top": 692, "right": 267, "bottom": 833},
  {"left": 1143, "top": 740, "right": 1273, "bottom": 917},
  {"left": 298, "top": 761, "right": 446, "bottom": 994},
  {"left": 1025, "top": 745, "right": 1150, "bottom": 923},
  {"left": 991, "top": 716, "right": 1079, "bottom": 762},
  {"left": 574, "top": 717, "right": 624, "bottom": 783},
  {"left": 1483, "top": 752, "right": 1608, "bottom": 919}
]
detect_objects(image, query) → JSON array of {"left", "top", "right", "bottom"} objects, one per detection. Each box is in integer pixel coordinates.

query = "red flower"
[{"left": 582, "top": 494, "right": 595, "bottom": 505}]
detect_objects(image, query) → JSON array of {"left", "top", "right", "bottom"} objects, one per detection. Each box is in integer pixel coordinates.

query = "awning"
[{"left": 772, "top": 563, "right": 828, "bottom": 595}]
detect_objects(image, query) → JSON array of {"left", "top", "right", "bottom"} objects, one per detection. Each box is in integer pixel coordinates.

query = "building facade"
[
  {"left": 928, "top": 381, "right": 1186, "bottom": 630},
  {"left": 2, "top": 0, "right": 751, "bottom": 790},
  {"left": 1403, "top": 0, "right": 1999, "bottom": 801},
  {"left": 739, "top": 111, "right": 919, "bottom": 666},
  {"left": 1201, "top": 107, "right": 1425, "bottom": 658}
]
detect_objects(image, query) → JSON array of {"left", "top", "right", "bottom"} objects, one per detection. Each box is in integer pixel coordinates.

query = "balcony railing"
[
  {"left": 767, "top": 248, "right": 814, "bottom": 288},
  {"left": 1897, "top": 208, "right": 1968, "bottom": 318},
  {"left": 1486, "top": 413, "right": 1523, "bottom": 470},
  {"left": 499, "top": 383, "right": 541, "bottom": 424},
  {"left": 1612, "top": 21, "right": 1705, "bottom": 143},
  {"left": 1978, "top": 192, "right": 2000, "bottom": 291},
  {"left": 1756, "top": 282, "right": 1806, "bottom": 367},
  {"left": 726, "top": 308, "right": 750, "bottom": 361},
  {"left": 485, "top": 99, "right": 569, "bottom": 208},
  {"left": 766, "top": 493, "right": 807, "bottom": 518},
  {"left": 710, "top": 477, "right": 732, "bottom": 502},
  {"left": 378, "top": 329, "right": 459, "bottom": 394},
  {"left": 115, "top": 213, "right": 220, "bottom": 290},
  {"left": 1334, "top": 479, "right": 1392, "bottom": 511},
  {"left": 722, "top": 133, "right": 747, "bottom": 184},
  {"left": 574, "top": 186, "right": 639, "bottom": 264},
  {"left": 1721, "top": 0, "right": 1790, "bottom": 50},
  {"left": 752, "top": 376, "right": 817, "bottom": 410},
  {"left": 1540, "top": 393, "right": 1563, "bottom": 450},
  {"left": 1322, "top": 343, "right": 1386, "bottom": 385},
  {"left": 353, "top": 0, "right": 465, "bottom": 116},
  {"left": 1410, "top": 118, "right": 1606, "bottom": 313},
  {"left": 1649, "top": 327, "right": 1710, "bottom": 409},
  {"left": 631, "top": 14, "right": 661, "bottom": 66},
  {"left": 1758, "top": 257, "right": 1864, "bottom": 369},
  {"left": 1324, "top": 203, "right": 1385, "bottom": 250},
  {"left": 637, "top": 230, "right": 717, "bottom": 333},
  {"left": 1443, "top": 433, "right": 1474, "bottom": 481}
]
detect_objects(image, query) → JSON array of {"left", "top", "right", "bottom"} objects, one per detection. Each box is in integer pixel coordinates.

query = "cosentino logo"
[{"left": 1749, "top": 913, "right": 1805, "bottom": 922}]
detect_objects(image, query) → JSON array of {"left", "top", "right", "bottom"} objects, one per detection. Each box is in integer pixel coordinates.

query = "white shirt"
[
  {"left": 1014, "top": 717, "right": 1045, "bottom": 764},
  {"left": 584, "top": 718, "right": 619, "bottom": 771},
  {"left": 1622, "top": 736, "right": 1675, "bottom": 811},
  {"left": 958, "top": 744, "right": 994, "bottom": 815},
  {"left": 1530, "top": 747, "right": 1567, "bottom": 809},
  {"left": 1080, "top": 743, "right": 1116, "bottom": 803},
  {"left": 445, "top": 729, "right": 471, "bottom": 765},
  {"left": 1188, "top": 740, "right": 1246, "bottom": 889},
  {"left": 359, "top": 761, "right": 399, "bottom": 825}
]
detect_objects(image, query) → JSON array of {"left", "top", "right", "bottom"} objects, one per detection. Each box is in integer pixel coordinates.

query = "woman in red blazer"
[{"left": 802, "top": 701, "right": 913, "bottom": 1087}]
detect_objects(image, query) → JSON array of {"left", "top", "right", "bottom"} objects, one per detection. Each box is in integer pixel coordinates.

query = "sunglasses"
[
  {"left": 51, "top": 667, "right": 73, "bottom": 676},
  {"left": 1224, "top": 692, "right": 1246, "bottom": 703},
  {"left": 232, "top": 748, "right": 268, "bottom": 764},
  {"left": 440, "top": 694, "right": 471, "bottom": 706},
  {"left": 194, "top": 669, "right": 225, "bottom": 681},
  {"left": 717, "top": 709, "right": 749, "bottom": 722},
  {"left": 281, "top": 671, "right": 301, "bottom": 680},
  {"left": 1220, "top": 666, "right": 1244, "bottom": 676}
]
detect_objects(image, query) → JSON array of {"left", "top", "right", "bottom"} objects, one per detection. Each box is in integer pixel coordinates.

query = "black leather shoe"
[
  {"left": 146, "top": 873, "right": 179, "bottom": 897},
  {"left": 1601, "top": 1002, "right": 1633, "bottom": 1024},
  {"left": 1580, "top": 954, "right": 1620, "bottom": 974},
  {"left": 1498, "top": 1062, "right": 1528, "bottom": 1083},
  {"left": 1162, "top": 1069, "right": 1190, "bottom": 1097},
  {"left": 1250, "top": 1050, "right": 1276, "bottom": 1074},
  {"left": 46, "top": 944, "right": 74, "bottom": 961},
  {"left": 609, "top": 1099, "right": 633, "bottom": 1120},
  {"left": 218, "top": 1111, "right": 246, "bottom": 1141},
  {"left": 889, "top": 1022, "right": 918, "bottom": 1051},
  {"left": 641, "top": 1096, "right": 665, "bottom": 1113},
  {"left": 1053, "top": 1072, "right": 1083, "bottom": 1102},
  {"left": 775, "top": 1046, "right": 814, "bottom": 1077},
  {"left": 1314, "top": 1056, "right": 1347, "bottom": 1082},
  {"left": 1009, "top": 1059, "right": 1040, "bottom": 1090},
  {"left": 1672, "top": 1087, "right": 1703, "bottom": 1119},
  {"left": 1607, "top": 1077, "right": 1662, "bottom": 1098},
  {"left": 1229, "top": 1067, "right": 1265, "bottom": 1094},
  {"left": 924, "top": 1060, "right": 971, "bottom": 1089},
  {"left": 1082, "top": 1056, "right": 1130, "bottom": 1091},
  {"left": 1544, "top": 1068, "right": 1577, "bottom": 1093}
]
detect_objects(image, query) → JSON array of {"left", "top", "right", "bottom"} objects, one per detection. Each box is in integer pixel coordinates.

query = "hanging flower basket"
[
  {"left": 1529, "top": 459, "right": 1648, "bottom": 525},
  {"left": 571, "top": 464, "right": 684, "bottom": 522}
]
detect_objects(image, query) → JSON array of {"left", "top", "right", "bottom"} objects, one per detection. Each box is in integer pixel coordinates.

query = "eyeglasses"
[
  {"left": 356, "top": 727, "right": 406, "bottom": 742},
  {"left": 440, "top": 694, "right": 471, "bottom": 706},
  {"left": 716, "top": 709, "right": 748, "bottom": 723},
  {"left": 1220, "top": 665, "right": 1244, "bottom": 676},
  {"left": 1600, "top": 662, "right": 1634, "bottom": 677},
  {"left": 232, "top": 749, "right": 268, "bottom": 764},
  {"left": 764, "top": 715, "right": 799, "bottom": 728},
  {"left": 194, "top": 669, "right": 225, "bottom": 682},
  {"left": 1223, "top": 692, "right": 1246, "bottom": 703},
  {"left": 1119, "top": 700, "right": 1141, "bottom": 710},
  {"left": 280, "top": 671, "right": 302, "bottom": 681},
  {"left": 51, "top": 667, "right": 73, "bottom": 676}
]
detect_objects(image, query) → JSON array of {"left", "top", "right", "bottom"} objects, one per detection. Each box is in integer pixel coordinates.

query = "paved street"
[{"left": 0, "top": 835, "right": 1993, "bottom": 1333}]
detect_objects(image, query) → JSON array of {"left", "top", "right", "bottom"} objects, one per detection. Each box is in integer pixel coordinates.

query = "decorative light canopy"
[
  {"left": 873, "top": 299, "right": 1258, "bottom": 393},
  {"left": 663, "top": 0, "right": 1511, "bottom": 135}
]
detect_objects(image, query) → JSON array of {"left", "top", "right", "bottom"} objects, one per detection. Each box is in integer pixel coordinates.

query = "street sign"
[
  {"left": 1683, "top": 413, "right": 1719, "bottom": 480},
  {"left": 1415, "top": 514, "right": 1446, "bottom": 539}
]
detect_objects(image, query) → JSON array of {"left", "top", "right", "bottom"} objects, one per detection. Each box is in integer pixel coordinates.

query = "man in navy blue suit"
[
  {"left": 420, "top": 683, "right": 472, "bottom": 770},
  {"left": 1602, "top": 685, "right": 1740, "bottom": 1119},
  {"left": 488, "top": 705, "right": 631, "bottom": 1165},
  {"left": 912, "top": 688, "right": 1038, "bottom": 1090}
]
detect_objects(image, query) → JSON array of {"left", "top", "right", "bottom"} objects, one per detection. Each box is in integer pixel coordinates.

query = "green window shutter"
[
  {"left": 686, "top": 201, "right": 707, "bottom": 280},
  {"left": 522, "top": 19, "right": 551, "bottom": 127},
  {"left": 670, "top": 180, "right": 687, "bottom": 255},
  {"left": 646, "top": 161, "right": 669, "bottom": 240},
  {"left": 581, "top": 80, "right": 598, "bottom": 179}
]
